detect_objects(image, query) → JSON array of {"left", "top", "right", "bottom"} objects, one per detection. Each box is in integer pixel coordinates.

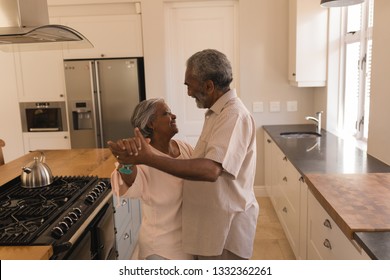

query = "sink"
[{"left": 280, "top": 131, "right": 321, "bottom": 138}]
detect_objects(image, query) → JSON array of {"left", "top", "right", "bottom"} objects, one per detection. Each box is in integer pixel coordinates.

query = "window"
[{"left": 342, "top": 0, "right": 374, "bottom": 143}]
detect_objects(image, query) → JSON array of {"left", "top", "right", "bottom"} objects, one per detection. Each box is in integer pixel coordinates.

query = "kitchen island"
[
  {"left": 263, "top": 124, "right": 390, "bottom": 260},
  {"left": 0, "top": 149, "right": 116, "bottom": 260}
]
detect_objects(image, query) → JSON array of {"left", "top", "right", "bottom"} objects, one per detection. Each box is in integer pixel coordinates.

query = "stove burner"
[
  {"left": 5, "top": 221, "right": 40, "bottom": 236},
  {"left": 0, "top": 176, "right": 110, "bottom": 246},
  {"left": 1, "top": 199, "right": 22, "bottom": 208}
]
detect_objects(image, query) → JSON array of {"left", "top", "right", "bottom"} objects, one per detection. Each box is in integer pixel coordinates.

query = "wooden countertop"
[
  {"left": 305, "top": 173, "right": 390, "bottom": 239},
  {"left": 0, "top": 149, "right": 116, "bottom": 260}
]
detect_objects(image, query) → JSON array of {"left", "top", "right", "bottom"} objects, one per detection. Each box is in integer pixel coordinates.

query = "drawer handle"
[
  {"left": 283, "top": 176, "right": 288, "bottom": 182},
  {"left": 121, "top": 200, "right": 128, "bottom": 206},
  {"left": 124, "top": 233, "right": 130, "bottom": 240},
  {"left": 323, "top": 239, "right": 332, "bottom": 250},
  {"left": 323, "top": 219, "right": 332, "bottom": 229},
  {"left": 282, "top": 206, "right": 288, "bottom": 213}
]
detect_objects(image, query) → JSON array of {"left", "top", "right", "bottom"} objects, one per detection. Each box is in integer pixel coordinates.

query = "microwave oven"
[{"left": 20, "top": 102, "right": 68, "bottom": 132}]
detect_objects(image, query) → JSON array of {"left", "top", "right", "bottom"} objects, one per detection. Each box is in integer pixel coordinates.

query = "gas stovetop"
[{"left": 0, "top": 176, "right": 111, "bottom": 247}]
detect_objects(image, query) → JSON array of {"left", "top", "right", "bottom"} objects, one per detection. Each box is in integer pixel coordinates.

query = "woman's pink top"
[{"left": 111, "top": 139, "right": 193, "bottom": 260}]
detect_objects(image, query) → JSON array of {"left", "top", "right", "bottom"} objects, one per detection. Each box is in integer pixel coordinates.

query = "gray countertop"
[{"left": 263, "top": 124, "right": 390, "bottom": 260}]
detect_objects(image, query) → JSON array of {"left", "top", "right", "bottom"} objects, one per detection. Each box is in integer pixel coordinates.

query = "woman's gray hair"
[
  {"left": 131, "top": 98, "right": 164, "bottom": 138},
  {"left": 186, "top": 49, "right": 233, "bottom": 91}
]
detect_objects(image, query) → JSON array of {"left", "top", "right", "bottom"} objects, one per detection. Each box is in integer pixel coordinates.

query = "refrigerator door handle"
[{"left": 93, "top": 61, "right": 105, "bottom": 148}]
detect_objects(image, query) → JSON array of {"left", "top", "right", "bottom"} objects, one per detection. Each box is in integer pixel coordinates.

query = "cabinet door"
[
  {"left": 113, "top": 196, "right": 131, "bottom": 234},
  {"left": 14, "top": 49, "right": 66, "bottom": 102},
  {"left": 22, "top": 132, "right": 70, "bottom": 152},
  {"left": 61, "top": 15, "right": 143, "bottom": 59},
  {"left": 112, "top": 196, "right": 141, "bottom": 260},
  {"left": 299, "top": 178, "right": 308, "bottom": 260},
  {"left": 271, "top": 144, "right": 285, "bottom": 209},
  {"left": 288, "top": 0, "right": 327, "bottom": 87},
  {"left": 264, "top": 132, "right": 273, "bottom": 195},
  {"left": 277, "top": 158, "right": 300, "bottom": 257},
  {"left": 116, "top": 221, "right": 134, "bottom": 260},
  {"left": 307, "top": 191, "right": 370, "bottom": 260},
  {"left": 0, "top": 51, "right": 25, "bottom": 162}
]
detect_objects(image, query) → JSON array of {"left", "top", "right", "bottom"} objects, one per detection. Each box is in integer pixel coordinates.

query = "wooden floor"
[{"left": 251, "top": 196, "right": 295, "bottom": 260}]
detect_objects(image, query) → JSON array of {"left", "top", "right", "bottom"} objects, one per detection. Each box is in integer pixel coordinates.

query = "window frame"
[{"left": 340, "top": 0, "right": 374, "bottom": 143}]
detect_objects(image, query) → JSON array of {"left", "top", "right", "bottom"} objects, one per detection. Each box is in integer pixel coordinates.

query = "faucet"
[{"left": 305, "top": 111, "right": 323, "bottom": 135}]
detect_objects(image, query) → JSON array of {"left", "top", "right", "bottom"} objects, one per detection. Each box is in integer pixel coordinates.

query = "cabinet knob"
[
  {"left": 124, "top": 233, "right": 130, "bottom": 240},
  {"left": 292, "top": 73, "right": 296, "bottom": 77},
  {"left": 323, "top": 239, "right": 332, "bottom": 250},
  {"left": 267, "top": 139, "right": 272, "bottom": 143},
  {"left": 299, "top": 176, "right": 304, "bottom": 183},
  {"left": 283, "top": 176, "right": 288, "bottom": 182},
  {"left": 323, "top": 219, "right": 332, "bottom": 229},
  {"left": 121, "top": 199, "right": 128, "bottom": 206},
  {"left": 282, "top": 206, "right": 288, "bottom": 213},
  {"left": 283, "top": 156, "right": 288, "bottom": 161}
]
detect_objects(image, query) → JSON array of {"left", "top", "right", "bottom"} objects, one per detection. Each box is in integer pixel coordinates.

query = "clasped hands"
[{"left": 108, "top": 128, "right": 151, "bottom": 165}]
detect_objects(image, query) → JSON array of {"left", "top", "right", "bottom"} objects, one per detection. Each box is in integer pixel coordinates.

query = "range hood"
[{"left": 0, "top": 0, "right": 92, "bottom": 50}]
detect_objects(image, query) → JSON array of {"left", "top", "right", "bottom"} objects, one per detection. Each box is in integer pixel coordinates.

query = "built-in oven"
[
  {"left": 61, "top": 199, "right": 116, "bottom": 260},
  {"left": 20, "top": 102, "right": 68, "bottom": 132}
]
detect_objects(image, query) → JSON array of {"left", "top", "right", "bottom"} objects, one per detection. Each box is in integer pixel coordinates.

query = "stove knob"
[
  {"left": 91, "top": 189, "right": 99, "bottom": 197},
  {"left": 72, "top": 207, "right": 82, "bottom": 218},
  {"left": 68, "top": 212, "right": 79, "bottom": 222},
  {"left": 63, "top": 216, "right": 73, "bottom": 226},
  {"left": 85, "top": 194, "right": 95, "bottom": 205},
  {"left": 94, "top": 186, "right": 103, "bottom": 193},
  {"left": 59, "top": 221, "right": 69, "bottom": 233},
  {"left": 95, "top": 184, "right": 104, "bottom": 192},
  {"left": 51, "top": 226, "right": 64, "bottom": 239}
]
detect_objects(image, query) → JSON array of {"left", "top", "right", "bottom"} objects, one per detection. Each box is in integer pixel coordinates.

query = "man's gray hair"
[
  {"left": 131, "top": 98, "right": 164, "bottom": 138},
  {"left": 186, "top": 49, "right": 233, "bottom": 91}
]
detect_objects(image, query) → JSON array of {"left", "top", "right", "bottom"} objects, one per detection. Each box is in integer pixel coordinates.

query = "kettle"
[{"left": 21, "top": 152, "right": 53, "bottom": 188}]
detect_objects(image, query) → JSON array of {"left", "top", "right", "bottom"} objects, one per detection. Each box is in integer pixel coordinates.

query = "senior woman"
[{"left": 108, "top": 98, "right": 193, "bottom": 260}]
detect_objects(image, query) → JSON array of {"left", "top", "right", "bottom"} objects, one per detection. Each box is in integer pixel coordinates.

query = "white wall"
[
  {"left": 367, "top": 0, "right": 390, "bottom": 164},
  {"left": 140, "top": 0, "right": 316, "bottom": 185}
]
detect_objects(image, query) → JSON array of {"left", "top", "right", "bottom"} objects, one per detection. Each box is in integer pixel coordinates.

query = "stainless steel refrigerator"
[{"left": 64, "top": 58, "right": 145, "bottom": 148}]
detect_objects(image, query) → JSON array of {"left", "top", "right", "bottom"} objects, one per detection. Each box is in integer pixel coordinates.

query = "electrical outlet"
[
  {"left": 269, "top": 101, "right": 280, "bottom": 112},
  {"left": 252, "top": 102, "right": 264, "bottom": 113},
  {"left": 287, "top": 101, "right": 298, "bottom": 112}
]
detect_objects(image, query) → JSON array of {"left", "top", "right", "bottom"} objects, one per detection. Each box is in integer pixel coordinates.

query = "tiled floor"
[{"left": 251, "top": 196, "right": 295, "bottom": 260}]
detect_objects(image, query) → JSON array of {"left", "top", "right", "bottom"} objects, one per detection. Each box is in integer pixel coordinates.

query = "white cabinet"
[
  {"left": 0, "top": 51, "right": 25, "bottom": 162},
  {"left": 61, "top": 14, "right": 143, "bottom": 59},
  {"left": 288, "top": 0, "right": 327, "bottom": 87},
  {"left": 264, "top": 132, "right": 282, "bottom": 209},
  {"left": 22, "top": 132, "right": 71, "bottom": 152},
  {"left": 112, "top": 196, "right": 141, "bottom": 260},
  {"left": 299, "top": 178, "right": 308, "bottom": 260},
  {"left": 307, "top": 190, "right": 370, "bottom": 260},
  {"left": 275, "top": 148, "right": 302, "bottom": 258},
  {"left": 14, "top": 49, "right": 66, "bottom": 102},
  {"left": 264, "top": 132, "right": 275, "bottom": 198},
  {"left": 264, "top": 131, "right": 307, "bottom": 259}
]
